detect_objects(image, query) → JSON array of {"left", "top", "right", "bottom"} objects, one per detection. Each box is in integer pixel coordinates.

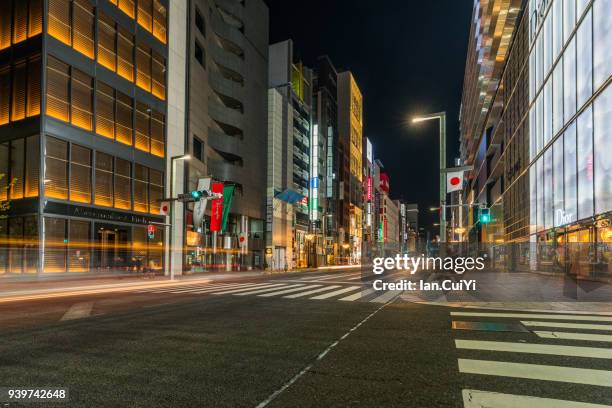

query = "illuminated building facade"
[
  {"left": 267, "top": 39, "right": 312, "bottom": 269},
  {"left": 0, "top": 0, "right": 171, "bottom": 276},
  {"left": 460, "top": 0, "right": 612, "bottom": 277},
  {"left": 338, "top": 71, "right": 363, "bottom": 264}
]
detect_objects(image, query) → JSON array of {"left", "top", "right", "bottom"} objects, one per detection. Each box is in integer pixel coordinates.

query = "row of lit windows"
[
  {"left": 108, "top": 0, "right": 167, "bottom": 44},
  {"left": 0, "top": 0, "right": 42, "bottom": 51},
  {"left": 45, "top": 136, "right": 164, "bottom": 214},
  {"left": 46, "top": 56, "right": 165, "bottom": 158},
  {"left": 0, "top": 55, "right": 41, "bottom": 126},
  {"left": 0, "top": 135, "right": 40, "bottom": 201},
  {"left": 48, "top": 1, "right": 166, "bottom": 100}
]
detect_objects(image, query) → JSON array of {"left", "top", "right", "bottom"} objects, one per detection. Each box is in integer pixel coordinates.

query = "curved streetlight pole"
[{"left": 412, "top": 112, "right": 447, "bottom": 243}]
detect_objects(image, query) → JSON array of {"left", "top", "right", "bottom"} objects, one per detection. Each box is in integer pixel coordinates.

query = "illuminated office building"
[
  {"left": 0, "top": 0, "right": 170, "bottom": 276},
  {"left": 460, "top": 0, "right": 611, "bottom": 276}
]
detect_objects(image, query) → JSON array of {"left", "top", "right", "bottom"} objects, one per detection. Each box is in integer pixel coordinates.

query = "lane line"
[
  {"left": 534, "top": 331, "right": 612, "bottom": 343},
  {"left": 450, "top": 312, "right": 612, "bottom": 322},
  {"left": 339, "top": 288, "right": 376, "bottom": 302},
  {"left": 283, "top": 285, "right": 341, "bottom": 299},
  {"left": 462, "top": 389, "right": 612, "bottom": 408},
  {"left": 455, "top": 339, "right": 612, "bottom": 359},
  {"left": 521, "top": 321, "right": 612, "bottom": 331},
  {"left": 255, "top": 300, "right": 391, "bottom": 408},
  {"left": 457, "top": 359, "right": 612, "bottom": 387},
  {"left": 212, "top": 283, "right": 286, "bottom": 295},
  {"left": 234, "top": 284, "right": 306, "bottom": 296},
  {"left": 309, "top": 286, "right": 361, "bottom": 300},
  {"left": 60, "top": 302, "right": 94, "bottom": 321},
  {"left": 370, "top": 290, "right": 402, "bottom": 303},
  {"left": 257, "top": 285, "right": 322, "bottom": 297}
]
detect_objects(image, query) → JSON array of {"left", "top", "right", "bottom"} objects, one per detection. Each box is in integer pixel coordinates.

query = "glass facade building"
[
  {"left": 460, "top": 0, "right": 611, "bottom": 278},
  {"left": 0, "top": 0, "right": 168, "bottom": 277}
]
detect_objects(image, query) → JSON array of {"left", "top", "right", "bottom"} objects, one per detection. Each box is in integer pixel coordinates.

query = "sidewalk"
[{"left": 0, "top": 265, "right": 363, "bottom": 302}]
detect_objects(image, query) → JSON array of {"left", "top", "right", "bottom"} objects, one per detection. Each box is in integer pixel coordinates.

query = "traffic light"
[
  {"left": 479, "top": 207, "right": 491, "bottom": 224},
  {"left": 191, "top": 190, "right": 203, "bottom": 200}
]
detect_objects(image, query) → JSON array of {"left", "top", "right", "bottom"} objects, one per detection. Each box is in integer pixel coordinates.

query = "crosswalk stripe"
[
  {"left": 339, "top": 288, "right": 375, "bottom": 301},
  {"left": 257, "top": 285, "right": 322, "bottom": 297},
  {"left": 455, "top": 339, "right": 612, "bottom": 359},
  {"left": 283, "top": 285, "right": 341, "bottom": 299},
  {"left": 521, "top": 321, "right": 612, "bottom": 331},
  {"left": 346, "top": 275, "right": 364, "bottom": 281},
  {"left": 234, "top": 284, "right": 306, "bottom": 296},
  {"left": 212, "top": 283, "right": 286, "bottom": 295},
  {"left": 457, "top": 359, "right": 612, "bottom": 387},
  {"left": 450, "top": 312, "right": 612, "bottom": 322},
  {"left": 314, "top": 274, "right": 357, "bottom": 281},
  {"left": 462, "top": 389, "right": 611, "bottom": 408},
  {"left": 534, "top": 331, "right": 612, "bottom": 343},
  {"left": 310, "top": 286, "right": 361, "bottom": 300},
  {"left": 370, "top": 290, "right": 401, "bottom": 303},
  {"left": 172, "top": 283, "right": 261, "bottom": 294}
]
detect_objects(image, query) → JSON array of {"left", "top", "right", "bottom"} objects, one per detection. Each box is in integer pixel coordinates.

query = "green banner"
[{"left": 221, "top": 185, "right": 235, "bottom": 233}]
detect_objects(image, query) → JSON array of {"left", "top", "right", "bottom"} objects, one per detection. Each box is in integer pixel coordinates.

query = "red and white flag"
[
  {"left": 159, "top": 201, "right": 170, "bottom": 216},
  {"left": 446, "top": 171, "right": 464, "bottom": 193}
]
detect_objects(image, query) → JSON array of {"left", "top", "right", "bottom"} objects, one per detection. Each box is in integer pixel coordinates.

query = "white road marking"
[
  {"left": 346, "top": 275, "right": 365, "bottom": 281},
  {"left": 455, "top": 339, "right": 612, "bottom": 359},
  {"left": 339, "top": 288, "right": 375, "bottom": 301},
  {"left": 450, "top": 312, "right": 612, "bottom": 322},
  {"left": 212, "top": 283, "right": 286, "bottom": 295},
  {"left": 457, "top": 359, "right": 612, "bottom": 387},
  {"left": 462, "top": 389, "right": 612, "bottom": 408},
  {"left": 283, "top": 285, "right": 341, "bottom": 299},
  {"left": 171, "top": 283, "right": 262, "bottom": 294},
  {"left": 257, "top": 285, "right": 322, "bottom": 297},
  {"left": 534, "top": 331, "right": 612, "bottom": 343},
  {"left": 234, "top": 284, "right": 306, "bottom": 296},
  {"left": 521, "top": 321, "right": 612, "bottom": 331},
  {"left": 309, "top": 286, "right": 361, "bottom": 300},
  {"left": 370, "top": 290, "right": 402, "bottom": 303},
  {"left": 60, "top": 302, "right": 94, "bottom": 321}
]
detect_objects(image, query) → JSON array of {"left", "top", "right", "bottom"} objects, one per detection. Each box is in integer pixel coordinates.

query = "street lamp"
[
  {"left": 412, "top": 112, "right": 447, "bottom": 243},
  {"left": 169, "top": 154, "right": 191, "bottom": 280}
]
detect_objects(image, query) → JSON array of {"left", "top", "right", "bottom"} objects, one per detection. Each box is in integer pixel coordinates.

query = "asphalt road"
[{"left": 0, "top": 269, "right": 610, "bottom": 407}]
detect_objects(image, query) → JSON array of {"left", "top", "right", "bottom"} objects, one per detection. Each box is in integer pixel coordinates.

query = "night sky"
[{"left": 265, "top": 0, "right": 473, "bottom": 233}]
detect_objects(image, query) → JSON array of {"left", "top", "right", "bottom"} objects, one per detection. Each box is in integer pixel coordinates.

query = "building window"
[
  {"left": 152, "top": 0, "right": 167, "bottom": 44},
  {"left": 118, "top": 0, "right": 135, "bottom": 19},
  {"left": 70, "top": 144, "right": 91, "bottom": 203},
  {"left": 148, "top": 169, "right": 163, "bottom": 214},
  {"left": 71, "top": 69, "right": 93, "bottom": 131},
  {"left": 137, "top": 0, "right": 153, "bottom": 32},
  {"left": 577, "top": 105, "right": 594, "bottom": 220},
  {"left": 193, "top": 136, "right": 203, "bottom": 162},
  {"left": 44, "top": 136, "right": 68, "bottom": 200},
  {"left": 48, "top": 0, "right": 94, "bottom": 59},
  {"left": 114, "top": 158, "right": 131, "bottom": 210},
  {"left": 195, "top": 8, "right": 206, "bottom": 37},
  {"left": 0, "top": 0, "right": 42, "bottom": 50},
  {"left": 0, "top": 136, "right": 39, "bottom": 201},
  {"left": 152, "top": 52, "right": 166, "bottom": 100},
  {"left": 115, "top": 91, "right": 133, "bottom": 146},
  {"left": 46, "top": 56, "right": 70, "bottom": 122},
  {"left": 0, "top": 55, "right": 40, "bottom": 126},
  {"left": 563, "top": 36, "right": 577, "bottom": 123},
  {"left": 576, "top": 10, "right": 593, "bottom": 109},
  {"left": 150, "top": 111, "right": 165, "bottom": 157},
  {"left": 593, "top": 0, "right": 612, "bottom": 89},
  {"left": 9, "top": 138, "right": 24, "bottom": 200},
  {"left": 195, "top": 41, "right": 206, "bottom": 69},
  {"left": 97, "top": 13, "right": 117, "bottom": 72},
  {"left": 95, "top": 81, "right": 115, "bottom": 140},
  {"left": 44, "top": 217, "right": 67, "bottom": 272},
  {"left": 564, "top": 122, "right": 577, "bottom": 221},
  {"left": 135, "top": 102, "right": 151, "bottom": 153},
  {"left": 134, "top": 164, "right": 149, "bottom": 213},
  {"left": 136, "top": 43, "right": 152, "bottom": 92},
  {"left": 68, "top": 219, "right": 90, "bottom": 272},
  {"left": 11, "top": 60, "right": 27, "bottom": 122},
  {"left": 594, "top": 83, "right": 611, "bottom": 215},
  {"left": 94, "top": 152, "right": 113, "bottom": 207},
  {"left": 25, "top": 135, "right": 39, "bottom": 198},
  {"left": 117, "top": 27, "right": 134, "bottom": 82}
]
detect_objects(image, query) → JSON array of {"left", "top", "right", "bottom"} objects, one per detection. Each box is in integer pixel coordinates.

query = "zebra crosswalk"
[
  {"left": 452, "top": 309, "right": 612, "bottom": 407},
  {"left": 132, "top": 281, "right": 403, "bottom": 303}
]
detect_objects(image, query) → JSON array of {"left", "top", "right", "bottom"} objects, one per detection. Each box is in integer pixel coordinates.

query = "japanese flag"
[
  {"left": 446, "top": 171, "right": 464, "bottom": 193},
  {"left": 159, "top": 201, "right": 170, "bottom": 216}
]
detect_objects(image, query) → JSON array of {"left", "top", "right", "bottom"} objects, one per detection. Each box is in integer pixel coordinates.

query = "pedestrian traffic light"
[{"left": 479, "top": 207, "right": 491, "bottom": 224}]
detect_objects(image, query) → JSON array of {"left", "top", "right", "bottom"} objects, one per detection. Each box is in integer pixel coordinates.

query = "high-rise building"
[
  {"left": 267, "top": 39, "right": 313, "bottom": 269},
  {"left": 0, "top": 0, "right": 172, "bottom": 277},
  {"left": 337, "top": 71, "right": 363, "bottom": 264},
  {"left": 460, "top": 0, "right": 612, "bottom": 276},
  {"left": 181, "top": 0, "right": 269, "bottom": 272}
]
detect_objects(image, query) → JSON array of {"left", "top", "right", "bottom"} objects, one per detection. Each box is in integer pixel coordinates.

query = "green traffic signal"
[
  {"left": 479, "top": 208, "right": 491, "bottom": 224},
  {"left": 191, "top": 190, "right": 202, "bottom": 199}
]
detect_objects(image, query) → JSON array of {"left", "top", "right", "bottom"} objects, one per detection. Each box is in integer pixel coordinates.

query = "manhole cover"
[{"left": 451, "top": 321, "right": 529, "bottom": 332}]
